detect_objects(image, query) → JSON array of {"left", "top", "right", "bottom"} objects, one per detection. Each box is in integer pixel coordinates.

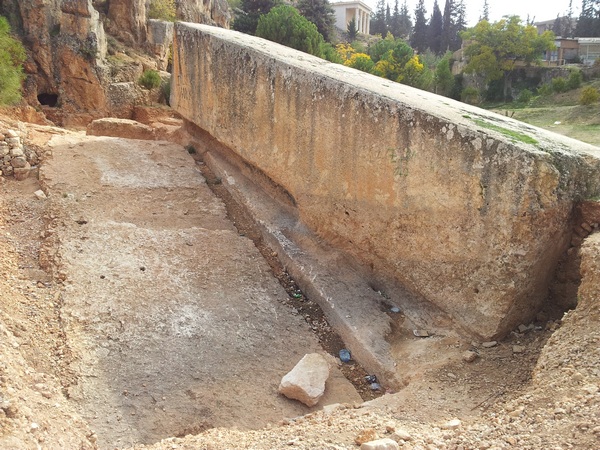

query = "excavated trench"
[
  {"left": 194, "top": 156, "right": 382, "bottom": 401},
  {"left": 9, "top": 130, "right": 590, "bottom": 450},
  {"left": 39, "top": 134, "right": 372, "bottom": 449}
]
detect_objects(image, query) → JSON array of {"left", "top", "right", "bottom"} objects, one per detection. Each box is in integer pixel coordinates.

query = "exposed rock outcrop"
[{"left": 177, "top": 0, "right": 230, "bottom": 28}]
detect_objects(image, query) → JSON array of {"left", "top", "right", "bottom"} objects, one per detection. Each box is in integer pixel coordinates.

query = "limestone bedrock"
[{"left": 171, "top": 23, "right": 600, "bottom": 339}]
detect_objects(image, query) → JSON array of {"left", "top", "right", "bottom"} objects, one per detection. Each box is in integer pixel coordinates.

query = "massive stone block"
[{"left": 171, "top": 23, "right": 600, "bottom": 339}]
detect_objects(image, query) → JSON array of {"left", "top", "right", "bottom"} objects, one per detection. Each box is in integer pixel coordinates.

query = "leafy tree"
[
  {"left": 256, "top": 5, "right": 324, "bottom": 56},
  {"left": 434, "top": 53, "right": 454, "bottom": 95},
  {"left": 567, "top": 69, "right": 582, "bottom": 89},
  {"left": 148, "top": 0, "right": 177, "bottom": 21},
  {"left": 460, "top": 16, "right": 555, "bottom": 101},
  {"left": 347, "top": 17, "right": 358, "bottom": 41},
  {"left": 411, "top": 0, "right": 428, "bottom": 53},
  {"left": 369, "top": 34, "right": 430, "bottom": 89},
  {"left": 0, "top": 16, "right": 26, "bottom": 105},
  {"left": 297, "top": 0, "right": 336, "bottom": 42},
  {"left": 370, "top": 0, "right": 387, "bottom": 36},
  {"left": 233, "top": 0, "right": 281, "bottom": 35},
  {"left": 428, "top": 0, "right": 443, "bottom": 54}
]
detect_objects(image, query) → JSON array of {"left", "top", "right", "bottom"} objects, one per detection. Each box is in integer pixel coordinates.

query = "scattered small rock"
[
  {"left": 441, "top": 418, "right": 462, "bottom": 430},
  {"left": 391, "top": 429, "right": 412, "bottom": 441},
  {"left": 512, "top": 345, "right": 525, "bottom": 354},
  {"left": 462, "top": 350, "right": 478, "bottom": 362},
  {"left": 482, "top": 341, "right": 497, "bottom": 348},
  {"left": 34, "top": 190, "right": 47, "bottom": 199},
  {"left": 413, "top": 329, "right": 430, "bottom": 337},
  {"left": 339, "top": 349, "right": 351, "bottom": 363},
  {"left": 360, "top": 438, "right": 399, "bottom": 450},
  {"left": 517, "top": 324, "right": 529, "bottom": 333},
  {"left": 355, "top": 428, "right": 378, "bottom": 445}
]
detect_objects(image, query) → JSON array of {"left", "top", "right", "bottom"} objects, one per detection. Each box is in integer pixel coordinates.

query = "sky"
[{"left": 358, "top": 0, "right": 579, "bottom": 27}]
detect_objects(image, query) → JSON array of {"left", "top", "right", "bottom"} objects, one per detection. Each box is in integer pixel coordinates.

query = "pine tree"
[
  {"left": 451, "top": 0, "right": 467, "bottom": 51},
  {"left": 553, "top": 14, "right": 563, "bottom": 36},
  {"left": 398, "top": 0, "right": 413, "bottom": 39},
  {"left": 297, "top": 0, "right": 336, "bottom": 42},
  {"left": 411, "top": 0, "right": 428, "bottom": 53},
  {"left": 389, "top": 0, "right": 401, "bottom": 38},
  {"left": 347, "top": 17, "right": 358, "bottom": 41},
  {"left": 481, "top": 0, "right": 489, "bottom": 21},
  {"left": 575, "top": 0, "right": 600, "bottom": 37},
  {"left": 370, "top": 0, "right": 387, "bottom": 36},
  {"left": 233, "top": 0, "right": 282, "bottom": 35},
  {"left": 428, "top": 0, "right": 443, "bottom": 54},
  {"left": 564, "top": 0, "right": 574, "bottom": 37},
  {"left": 441, "top": 0, "right": 453, "bottom": 52}
]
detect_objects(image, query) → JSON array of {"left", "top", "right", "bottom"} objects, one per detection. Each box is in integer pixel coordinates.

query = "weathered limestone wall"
[{"left": 172, "top": 23, "right": 600, "bottom": 339}]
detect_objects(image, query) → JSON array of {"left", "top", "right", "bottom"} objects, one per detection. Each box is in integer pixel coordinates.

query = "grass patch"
[{"left": 474, "top": 119, "right": 538, "bottom": 145}]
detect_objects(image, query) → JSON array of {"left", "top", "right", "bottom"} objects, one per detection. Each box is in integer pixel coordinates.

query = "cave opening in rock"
[{"left": 38, "top": 93, "right": 58, "bottom": 107}]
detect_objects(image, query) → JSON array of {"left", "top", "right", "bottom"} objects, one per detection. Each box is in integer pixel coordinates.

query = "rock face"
[
  {"left": 278, "top": 353, "right": 330, "bottom": 407},
  {"left": 107, "top": 0, "right": 146, "bottom": 45},
  {"left": 1, "top": 0, "right": 109, "bottom": 125},
  {"left": 177, "top": 0, "right": 230, "bottom": 28},
  {"left": 171, "top": 24, "right": 600, "bottom": 339}
]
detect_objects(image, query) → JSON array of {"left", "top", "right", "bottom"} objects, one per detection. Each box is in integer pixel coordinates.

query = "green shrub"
[
  {"left": 567, "top": 70, "right": 582, "bottom": 90},
  {"left": 256, "top": 5, "right": 324, "bottom": 57},
  {"left": 148, "top": 0, "right": 177, "bottom": 22},
  {"left": 552, "top": 76, "right": 567, "bottom": 93},
  {"left": 537, "top": 83, "right": 553, "bottom": 96},
  {"left": 138, "top": 69, "right": 162, "bottom": 90},
  {"left": 0, "top": 16, "right": 26, "bottom": 105},
  {"left": 461, "top": 86, "right": 479, "bottom": 104},
  {"left": 517, "top": 89, "right": 533, "bottom": 104},
  {"left": 320, "top": 42, "right": 342, "bottom": 63},
  {"left": 580, "top": 86, "right": 599, "bottom": 105}
]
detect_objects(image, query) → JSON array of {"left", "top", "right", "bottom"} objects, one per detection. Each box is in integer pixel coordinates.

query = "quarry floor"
[{"left": 1, "top": 120, "right": 599, "bottom": 449}]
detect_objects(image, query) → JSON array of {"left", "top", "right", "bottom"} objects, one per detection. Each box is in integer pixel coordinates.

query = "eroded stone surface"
[{"left": 171, "top": 23, "right": 600, "bottom": 338}]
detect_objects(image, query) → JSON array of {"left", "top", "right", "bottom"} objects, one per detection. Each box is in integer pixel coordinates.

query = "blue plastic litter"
[
  {"left": 339, "top": 349, "right": 351, "bottom": 362},
  {"left": 390, "top": 306, "right": 401, "bottom": 313},
  {"left": 365, "top": 374, "right": 377, "bottom": 383},
  {"left": 370, "top": 382, "right": 382, "bottom": 391}
]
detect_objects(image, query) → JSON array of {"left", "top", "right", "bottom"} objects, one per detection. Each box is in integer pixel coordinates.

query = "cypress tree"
[
  {"left": 428, "top": 0, "right": 443, "bottom": 54},
  {"left": 411, "top": 0, "right": 428, "bottom": 53}
]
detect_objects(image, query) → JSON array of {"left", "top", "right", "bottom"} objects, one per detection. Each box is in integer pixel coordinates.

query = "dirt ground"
[{"left": 1, "top": 118, "right": 599, "bottom": 450}]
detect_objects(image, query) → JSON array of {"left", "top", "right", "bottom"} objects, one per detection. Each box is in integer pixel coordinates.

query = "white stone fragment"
[
  {"left": 278, "top": 353, "right": 329, "bottom": 407},
  {"left": 360, "top": 438, "right": 400, "bottom": 450},
  {"left": 441, "top": 418, "right": 462, "bottom": 429},
  {"left": 34, "top": 190, "right": 47, "bottom": 199}
]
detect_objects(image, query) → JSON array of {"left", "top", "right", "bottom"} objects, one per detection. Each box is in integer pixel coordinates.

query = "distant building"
[
  {"left": 545, "top": 38, "right": 580, "bottom": 64},
  {"left": 331, "top": 1, "right": 372, "bottom": 35},
  {"left": 578, "top": 38, "right": 600, "bottom": 65}
]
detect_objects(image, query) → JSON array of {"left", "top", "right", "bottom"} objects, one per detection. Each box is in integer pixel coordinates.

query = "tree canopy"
[
  {"left": 296, "top": 0, "right": 336, "bottom": 42},
  {"left": 460, "top": 16, "right": 555, "bottom": 100},
  {"left": 233, "top": 0, "right": 281, "bottom": 35},
  {"left": 255, "top": 5, "right": 324, "bottom": 57}
]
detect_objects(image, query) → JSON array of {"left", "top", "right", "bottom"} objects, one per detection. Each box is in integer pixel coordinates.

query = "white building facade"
[{"left": 331, "top": 1, "right": 372, "bottom": 35}]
